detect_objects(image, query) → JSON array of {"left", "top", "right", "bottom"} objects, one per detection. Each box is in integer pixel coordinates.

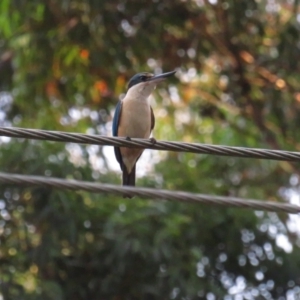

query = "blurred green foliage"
[{"left": 1, "top": 0, "right": 300, "bottom": 299}]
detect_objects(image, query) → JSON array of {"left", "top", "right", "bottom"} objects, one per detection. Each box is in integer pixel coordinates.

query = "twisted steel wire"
[
  {"left": 0, "top": 172, "right": 299, "bottom": 214},
  {"left": 0, "top": 126, "right": 300, "bottom": 161}
]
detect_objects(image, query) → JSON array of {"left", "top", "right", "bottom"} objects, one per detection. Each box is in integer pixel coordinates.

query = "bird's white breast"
[
  {"left": 119, "top": 100, "right": 151, "bottom": 138},
  {"left": 118, "top": 90, "right": 152, "bottom": 172},
  {"left": 119, "top": 83, "right": 152, "bottom": 138}
]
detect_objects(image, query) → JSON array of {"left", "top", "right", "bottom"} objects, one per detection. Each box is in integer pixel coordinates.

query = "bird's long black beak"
[{"left": 147, "top": 70, "right": 176, "bottom": 82}]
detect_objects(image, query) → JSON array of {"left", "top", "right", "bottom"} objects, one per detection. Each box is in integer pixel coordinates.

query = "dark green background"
[{"left": 0, "top": 0, "right": 300, "bottom": 299}]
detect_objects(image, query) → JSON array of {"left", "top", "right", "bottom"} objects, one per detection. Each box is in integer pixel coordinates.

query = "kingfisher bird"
[{"left": 112, "top": 70, "right": 176, "bottom": 197}]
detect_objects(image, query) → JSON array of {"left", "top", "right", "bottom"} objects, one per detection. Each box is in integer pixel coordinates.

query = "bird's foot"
[
  {"left": 125, "top": 136, "right": 132, "bottom": 141},
  {"left": 149, "top": 137, "right": 157, "bottom": 145}
]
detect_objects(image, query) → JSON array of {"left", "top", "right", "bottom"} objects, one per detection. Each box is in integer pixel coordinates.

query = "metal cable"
[
  {"left": 0, "top": 172, "right": 299, "bottom": 214},
  {"left": 0, "top": 127, "right": 300, "bottom": 161}
]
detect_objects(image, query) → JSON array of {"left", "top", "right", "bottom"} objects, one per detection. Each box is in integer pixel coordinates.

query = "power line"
[
  {"left": 0, "top": 172, "right": 299, "bottom": 214},
  {"left": 0, "top": 127, "right": 300, "bottom": 161}
]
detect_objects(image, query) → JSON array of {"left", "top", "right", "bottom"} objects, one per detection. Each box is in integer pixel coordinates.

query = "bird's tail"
[{"left": 122, "top": 165, "right": 136, "bottom": 198}]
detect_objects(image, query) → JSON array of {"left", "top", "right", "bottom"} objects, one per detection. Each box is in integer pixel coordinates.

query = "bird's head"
[{"left": 126, "top": 70, "right": 176, "bottom": 100}]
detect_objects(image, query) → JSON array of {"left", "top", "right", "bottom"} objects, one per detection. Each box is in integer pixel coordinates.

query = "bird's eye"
[{"left": 140, "top": 75, "right": 147, "bottom": 81}]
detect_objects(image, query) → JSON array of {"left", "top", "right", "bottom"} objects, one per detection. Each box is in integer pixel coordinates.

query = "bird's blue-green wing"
[
  {"left": 112, "top": 100, "right": 122, "bottom": 137},
  {"left": 150, "top": 106, "right": 155, "bottom": 131},
  {"left": 112, "top": 101, "right": 123, "bottom": 166}
]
